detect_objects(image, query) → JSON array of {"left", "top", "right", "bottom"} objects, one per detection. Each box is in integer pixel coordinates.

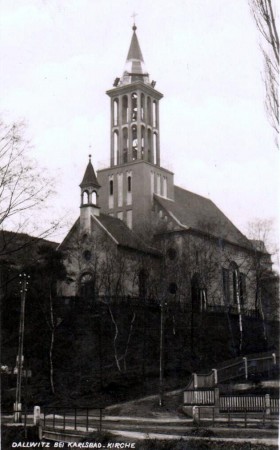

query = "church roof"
[
  {"left": 94, "top": 214, "right": 159, "bottom": 255},
  {"left": 80, "top": 158, "right": 100, "bottom": 188},
  {"left": 154, "top": 186, "right": 253, "bottom": 249}
]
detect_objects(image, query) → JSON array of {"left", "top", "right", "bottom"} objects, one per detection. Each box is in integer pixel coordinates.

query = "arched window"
[
  {"left": 114, "top": 131, "right": 118, "bottom": 165},
  {"left": 147, "top": 97, "right": 152, "bottom": 125},
  {"left": 191, "top": 273, "right": 207, "bottom": 312},
  {"left": 127, "top": 175, "right": 132, "bottom": 192},
  {"left": 80, "top": 272, "right": 95, "bottom": 301},
  {"left": 153, "top": 101, "right": 157, "bottom": 127},
  {"left": 141, "top": 126, "right": 145, "bottom": 159},
  {"left": 92, "top": 191, "right": 97, "bottom": 205},
  {"left": 82, "top": 190, "right": 89, "bottom": 205},
  {"left": 113, "top": 99, "right": 118, "bottom": 126},
  {"left": 153, "top": 133, "right": 157, "bottom": 164},
  {"left": 141, "top": 94, "right": 145, "bottom": 120},
  {"left": 147, "top": 129, "right": 152, "bottom": 162},
  {"left": 122, "top": 95, "right": 128, "bottom": 123},
  {"left": 131, "top": 92, "right": 138, "bottom": 122},
  {"left": 109, "top": 179, "right": 114, "bottom": 196},
  {"left": 123, "top": 127, "right": 128, "bottom": 163},
  {"left": 132, "top": 125, "right": 138, "bottom": 160}
]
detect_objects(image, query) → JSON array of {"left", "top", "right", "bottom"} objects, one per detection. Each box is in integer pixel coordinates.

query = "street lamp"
[{"left": 14, "top": 273, "right": 30, "bottom": 423}]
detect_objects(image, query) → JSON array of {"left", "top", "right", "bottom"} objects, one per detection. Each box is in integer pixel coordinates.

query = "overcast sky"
[{"left": 1, "top": 0, "right": 279, "bottom": 251}]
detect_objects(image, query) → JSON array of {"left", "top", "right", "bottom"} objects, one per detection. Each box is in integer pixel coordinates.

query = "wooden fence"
[
  {"left": 219, "top": 395, "right": 265, "bottom": 412},
  {"left": 185, "top": 351, "right": 277, "bottom": 388},
  {"left": 184, "top": 389, "right": 279, "bottom": 416},
  {"left": 184, "top": 389, "right": 215, "bottom": 405}
]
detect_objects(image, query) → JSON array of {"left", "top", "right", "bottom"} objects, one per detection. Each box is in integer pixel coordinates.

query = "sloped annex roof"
[
  {"left": 93, "top": 214, "right": 159, "bottom": 255},
  {"left": 154, "top": 186, "right": 253, "bottom": 249},
  {"left": 59, "top": 214, "right": 159, "bottom": 256}
]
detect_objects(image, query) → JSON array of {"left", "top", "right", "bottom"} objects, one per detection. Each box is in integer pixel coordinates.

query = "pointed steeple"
[
  {"left": 126, "top": 25, "right": 144, "bottom": 63},
  {"left": 80, "top": 155, "right": 100, "bottom": 232},
  {"left": 122, "top": 25, "right": 149, "bottom": 84},
  {"left": 80, "top": 154, "right": 100, "bottom": 189}
]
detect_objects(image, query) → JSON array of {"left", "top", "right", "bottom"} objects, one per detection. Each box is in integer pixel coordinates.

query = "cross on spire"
[
  {"left": 88, "top": 145, "right": 92, "bottom": 162},
  {"left": 131, "top": 12, "right": 138, "bottom": 30}
]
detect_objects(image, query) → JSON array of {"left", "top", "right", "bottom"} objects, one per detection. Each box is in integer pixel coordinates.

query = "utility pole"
[
  {"left": 14, "top": 273, "right": 29, "bottom": 423},
  {"left": 159, "top": 300, "right": 166, "bottom": 407}
]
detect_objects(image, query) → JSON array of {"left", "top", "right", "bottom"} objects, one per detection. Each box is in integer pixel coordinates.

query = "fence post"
[
  {"left": 272, "top": 353, "right": 276, "bottom": 365},
  {"left": 265, "top": 394, "right": 271, "bottom": 416},
  {"left": 212, "top": 369, "right": 218, "bottom": 385},
  {"left": 193, "top": 406, "right": 199, "bottom": 425},
  {"left": 243, "top": 357, "right": 248, "bottom": 380},
  {"left": 214, "top": 387, "right": 220, "bottom": 417},
  {"left": 33, "top": 406, "right": 41, "bottom": 425},
  {"left": 193, "top": 373, "right": 198, "bottom": 389},
  {"left": 13, "top": 402, "right": 22, "bottom": 423}
]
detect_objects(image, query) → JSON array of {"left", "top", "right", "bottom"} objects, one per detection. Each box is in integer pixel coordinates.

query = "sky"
[{"left": 0, "top": 0, "right": 279, "bottom": 254}]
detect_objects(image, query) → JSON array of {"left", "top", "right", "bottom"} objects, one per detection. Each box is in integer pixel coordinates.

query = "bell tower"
[
  {"left": 107, "top": 24, "right": 163, "bottom": 168},
  {"left": 80, "top": 154, "right": 101, "bottom": 233},
  {"left": 97, "top": 24, "right": 174, "bottom": 231}
]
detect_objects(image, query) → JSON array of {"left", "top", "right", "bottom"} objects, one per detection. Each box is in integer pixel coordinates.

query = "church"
[{"left": 58, "top": 24, "right": 273, "bottom": 320}]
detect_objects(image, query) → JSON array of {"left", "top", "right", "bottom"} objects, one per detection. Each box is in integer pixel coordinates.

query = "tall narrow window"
[
  {"left": 109, "top": 176, "right": 114, "bottom": 209},
  {"left": 82, "top": 191, "right": 89, "bottom": 205},
  {"left": 123, "top": 127, "right": 128, "bottom": 163},
  {"left": 92, "top": 191, "right": 97, "bottom": 204},
  {"left": 126, "top": 172, "right": 132, "bottom": 205},
  {"left": 113, "top": 99, "right": 118, "bottom": 126},
  {"left": 141, "top": 126, "right": 145, "bottom": 159},
  {"left": 141, "top": 94, "right": 145, "bottom": 120},
  {"left": 117, "top": 173, "right": 123, "bottom": 207},
  {"left": 153, "top": 133, "right": 157, "bottom": 164},
  {"left": 131, "top": 92, "right": 138, "bottom": 121},
  {"left": 127, "top": 176, "right": 131, "bottom": 192},
  {"left": 153, "top": 101, "right": 157, "bottom": 127},
  {"left": 122, "top": 95, "right": 128, "bottom": 123},
  {"left": 132, "top": 125, "right": 138, "bottom": 160},
  {"left": 147, "top": 97, "right": 152, "bottom": 125},
  {"left": 109, "top": 180, "right": 113, "bottom": 195},
  {"left": 148, "top": 129, "right": 152, "bottom": 162},
  {"left": 114, "top": 131, "right": 118, "bottom": 165}
]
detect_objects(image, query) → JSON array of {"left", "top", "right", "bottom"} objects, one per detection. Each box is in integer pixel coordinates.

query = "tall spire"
[
  {"left": 126, "top": 25, "right": 144, "bottom": 63},
  {"left": 122, "top": 24, "right": 149, "bottom": 84}
]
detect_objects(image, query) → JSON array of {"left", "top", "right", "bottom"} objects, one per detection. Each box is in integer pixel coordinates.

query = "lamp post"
[{"left": 14, "top": 273, "right": 29, "bottom": 423}]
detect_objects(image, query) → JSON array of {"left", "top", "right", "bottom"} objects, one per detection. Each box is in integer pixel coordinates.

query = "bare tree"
[
  {"left": 0, "top": 119, "right": 55, "bottom": 231},
  {"left": 249, "top": 0, "right": 279, "bottom": 141},
  {"left": 246, "top": 218, "right": 279, "bottom": 324}
]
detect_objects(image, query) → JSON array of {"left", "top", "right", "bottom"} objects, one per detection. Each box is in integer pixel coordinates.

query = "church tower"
[
  {"left": 97, "top": 24, "right": 174, "bottom": 230},
  {"left": 80, "top": 154, "right": 101, "bottom": 233}
]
